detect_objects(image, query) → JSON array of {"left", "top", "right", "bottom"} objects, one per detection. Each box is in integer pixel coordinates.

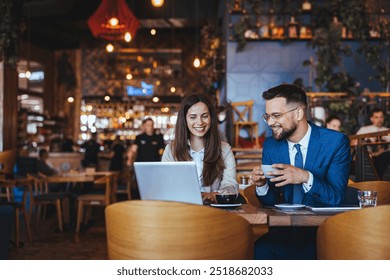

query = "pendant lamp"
[{"left": 88, "top": 0, "right": 139, "bottom": 42}]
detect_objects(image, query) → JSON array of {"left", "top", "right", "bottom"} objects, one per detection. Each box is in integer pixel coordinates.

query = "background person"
[
  {"left": 128, "top": 118, "right": 165, "bottom": 163},
  {"left": 108, "top": 136, "right": 125, "bottom": 172},
  {"left": 325, "top": 115, "right": 342, "bottom": 131},
  {"left": 37, "top": 149, "right": 58, "bottom": 176},
  {"left": 355, "top": 108, "right": 390, "bottom": 179},
  {"left": 250, "top": 84, "right": 351, "bottom": 259},
  {"left": 162, "top": 93, "right": 238, "bottom": 204},
  {"left": 80, "top": 133, "right": 101, "bottom": 169}
]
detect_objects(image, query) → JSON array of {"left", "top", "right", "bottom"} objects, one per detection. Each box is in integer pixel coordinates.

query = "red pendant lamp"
[{"left": 88, "top": 0, "right": 139, "bottom": 42}]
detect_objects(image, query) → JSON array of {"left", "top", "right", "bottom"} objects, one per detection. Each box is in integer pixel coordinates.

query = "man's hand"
[{"left": 268, "top": 164, "right": 309, "bottom": 187}]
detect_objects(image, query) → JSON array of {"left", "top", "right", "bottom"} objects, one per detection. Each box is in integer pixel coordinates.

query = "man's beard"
[{"left": 271, "top": 122, "right": 297, "bottom": 141}]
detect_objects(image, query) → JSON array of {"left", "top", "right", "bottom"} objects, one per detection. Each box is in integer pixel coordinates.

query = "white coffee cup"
[{"left": 261, "top": 164, "right": 278, "bottom": 178}]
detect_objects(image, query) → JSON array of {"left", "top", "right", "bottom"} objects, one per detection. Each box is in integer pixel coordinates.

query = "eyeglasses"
[{"left": 262, "top": 107, "right": 299, "bottom": 123}]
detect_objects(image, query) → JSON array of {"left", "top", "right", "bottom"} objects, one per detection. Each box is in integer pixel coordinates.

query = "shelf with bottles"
[
  {"left": 227, "top": 0, "right": 388, "bottom": 43},
  {"left": 228, "top": 0, "right": 314, "bottom": 41}
]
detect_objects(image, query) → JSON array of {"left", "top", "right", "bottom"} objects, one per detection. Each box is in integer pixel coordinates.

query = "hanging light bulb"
[
  {"left": 151, "top": 0, "right": 164, "bottom": 8},
  {"left": 25, "top": 70, "right": 32, "bottom": 79},
  {"left": 193, "top": 57, "right": 201, "bottom": 68},
  {"left": 106, "top": 43, "right": 114, "bottom": 52},
  {"left": 124, "top": 32, "right": 132, "bottom": 42},
  {"left": 193, "top": 1, "right": 200, "bottom": 69},
  {"left": 67, "top": 97, "right": 75, "bottom": 103},
  {"left": 108, "top": 17, "right": 119, "bottom": 27}
]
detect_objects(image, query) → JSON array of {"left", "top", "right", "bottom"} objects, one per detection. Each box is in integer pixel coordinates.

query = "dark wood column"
[{"left": 0, "top": 62, "right": 18, "bottom": 151}]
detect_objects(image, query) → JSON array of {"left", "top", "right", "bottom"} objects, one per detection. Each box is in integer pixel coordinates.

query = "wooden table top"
[
  {"left": 259, "top": 207, "right": 332, "bottom": 227},
  {"left": 227, "top": 204, "right": 268, "bottom": 225},
  {"left": 227, "top": 205, "right": 340, "bottom": 227},
  {"left": 43, "top": 171, "right": 117, "bottom": 183}
]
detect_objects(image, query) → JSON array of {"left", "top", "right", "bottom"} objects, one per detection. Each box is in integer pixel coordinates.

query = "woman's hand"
[
  {"left": 201, "top": 192, "right": 217, "bottom": 204},
  {"left": 249, "top": 166, "right": 266, "bottom": 186}
]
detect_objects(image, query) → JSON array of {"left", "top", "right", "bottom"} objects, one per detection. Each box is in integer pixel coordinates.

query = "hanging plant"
[
  {"left": 199, "top": 23, "right": 224, "bottom": 92},
  {"left": 0, "top": 0, "right": 21, "bottom": 68},
  {"left": 358, "top": 17, "right": 390, "bottom": 91}
]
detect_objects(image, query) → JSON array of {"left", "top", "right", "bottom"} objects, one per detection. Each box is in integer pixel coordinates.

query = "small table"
[
  {"left": 228, "top": 204, "right": 268, "bottom": 225},
  {"left": 260, "top": 207, "right": 332, "bottom": 227},
  {"left": 227, "top": 205, "right": 338, "bottom": 227}
]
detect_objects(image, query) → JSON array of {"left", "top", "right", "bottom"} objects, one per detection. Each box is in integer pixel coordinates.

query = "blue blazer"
[{"left": 258, "top": 122, "right": 351, "bottom": 207}]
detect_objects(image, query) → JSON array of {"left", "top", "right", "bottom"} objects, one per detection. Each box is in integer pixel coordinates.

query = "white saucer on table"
[{"left": 274, "top": 203, "right": 305, "bottom": 211}]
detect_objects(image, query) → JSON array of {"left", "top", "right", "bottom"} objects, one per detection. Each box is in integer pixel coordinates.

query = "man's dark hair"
[
  {"left": 262, "top": 84, "right": 308, "bottom": 106},
  {"left": 370, "top": 108, "right": 384, "bottom": 117},
  {"left": 326, "top": 115, "right": 341, "bottom": 125},
  {"left": 142, "top": 117, "right": 154, "bottom": 125}
]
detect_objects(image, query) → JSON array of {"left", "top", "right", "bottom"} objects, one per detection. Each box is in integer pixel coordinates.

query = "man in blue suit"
[{"left": 250, "top": 84, "right": 351, "bottom": 259}]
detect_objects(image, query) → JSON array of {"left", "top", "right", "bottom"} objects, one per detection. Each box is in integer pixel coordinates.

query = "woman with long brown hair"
[{"left": 162, "top": 93, "right": 238, "bottom": 203}]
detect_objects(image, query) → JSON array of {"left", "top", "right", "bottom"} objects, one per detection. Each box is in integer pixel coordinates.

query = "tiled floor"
[{"left": 8, "top": 207, "right": 108, "bottom": 260}]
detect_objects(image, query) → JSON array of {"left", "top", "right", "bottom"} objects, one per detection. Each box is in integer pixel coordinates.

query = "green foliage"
[{"left": 0, "top": 0, "right": 21, "bottom": 67}]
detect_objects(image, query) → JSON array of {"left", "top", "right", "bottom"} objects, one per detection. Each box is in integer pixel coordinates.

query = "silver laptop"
[{"left": 133, "top": 161, "right": 203, "bottom": 205}]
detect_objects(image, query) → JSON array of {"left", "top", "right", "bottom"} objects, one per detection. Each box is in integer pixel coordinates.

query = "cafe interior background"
[
  {"left": 1, "top": 0, "right": 390, "bottom": 260},
  {"left": 0, "top": 0, "right": 389, "bottom": 153}
]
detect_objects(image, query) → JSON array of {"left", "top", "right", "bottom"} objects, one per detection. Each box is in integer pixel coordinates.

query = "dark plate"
[{"left": 210, "top": 203, "right": 242, "bottom": 209}]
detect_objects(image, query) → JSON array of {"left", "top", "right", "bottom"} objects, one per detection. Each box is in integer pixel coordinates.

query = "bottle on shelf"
[{"left": 288, "top": 16, "right": 299, "bottom": 38}]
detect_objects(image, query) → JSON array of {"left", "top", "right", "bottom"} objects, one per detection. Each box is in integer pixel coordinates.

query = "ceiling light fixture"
[
  {"left": 106, "top": 43, "right": 114, "bottom": 52},
  {"left": 193, "top": 0, "right": 200, "bottom": 68},
  {"left": 88, "top": 0, "right": 139, "bottom": 43},
  {"left": 151, "top": 0, "right": 164, "bottom": 8}
]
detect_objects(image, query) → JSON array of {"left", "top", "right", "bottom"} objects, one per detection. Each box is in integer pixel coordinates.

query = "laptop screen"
[{"left": 133, "top": 161, "right": 203, "bottom": 205}]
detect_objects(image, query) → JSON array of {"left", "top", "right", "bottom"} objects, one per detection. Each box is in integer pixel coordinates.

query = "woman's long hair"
[{"left": 172, "top": 93, "right": 225, "bottom": 186}]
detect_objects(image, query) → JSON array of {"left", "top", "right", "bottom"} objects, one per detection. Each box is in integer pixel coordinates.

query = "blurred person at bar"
[
  {"left": 250, "top": 84, "right": 351, "bottom": 259},
  {"left": 37, "top": 149, "right": 58, "bottom": 176},
  {"left": 355, "top": 108, "right": 390, "bottom": 179},
  {"left": 128, "top": 118, "right": 165, "bottom": 163},
  {"left": 108, "top": 136, "right": 125, "bottom": 172},
  {"left": 162, "top": 93, "right": 238, "bottom": 204},
  {"left": 81, "top": 133, "right": 101, "bottom": 169},
  {"left": 325, "top": 115, "right": 342, "bottom": 132}
]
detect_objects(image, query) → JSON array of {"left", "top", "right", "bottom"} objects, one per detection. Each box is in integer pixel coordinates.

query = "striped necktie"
[{"left": 293, "top": 144, "right": 304, "bottom": 204}]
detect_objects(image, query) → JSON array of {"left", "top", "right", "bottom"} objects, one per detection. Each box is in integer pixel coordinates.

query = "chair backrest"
[
  {"left": 349, "top": 181, "right": 390, "bottom": 205},
  {"left": 27, "top": 173, "right": 48, "bottom": 195},
  {"left": 231, "top": 100, "right": 255, "bottom": 123},
  {"left": 93, "top": 174, "right": 113, "bottom": 205},
  {"left": 105, "top": 200, "right": 254, "bottom": 260},
  {"left": 317, "top": 205, "right": 390, "bottom": 259},
  {"left": 243, "top": 185, "right": 261, "bottom": 207}
]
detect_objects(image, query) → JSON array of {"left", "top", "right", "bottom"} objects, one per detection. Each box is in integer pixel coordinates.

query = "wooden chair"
[
  {"left": 0, "top": 178, "right": 32, "bottom": 247},
  {"left": 105, "top": 200, "right": 254, "bottom": 259},
  {"left": 27, "top": 173, "right": 69, "bottom": 232},
  {"left": 243, "top": 185, "right": 261, "bottom": 207},
  {"left": 317, "top": 205, "right": 390, "bottom": 259},
  {"left": 111, "top": 171, "right": 131, "bottom": 202},
  {"left": 349, "top": 181, "right": 390, "bottom": 205},
  {"left": 76, "top": 174, "right": 113, "bottom": 233},
  {"left": 231, "top": 100, "right": 259, "bottom": 148},
  {"left": 242, "top": 185, "right": 268, "bottom": 240}
]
